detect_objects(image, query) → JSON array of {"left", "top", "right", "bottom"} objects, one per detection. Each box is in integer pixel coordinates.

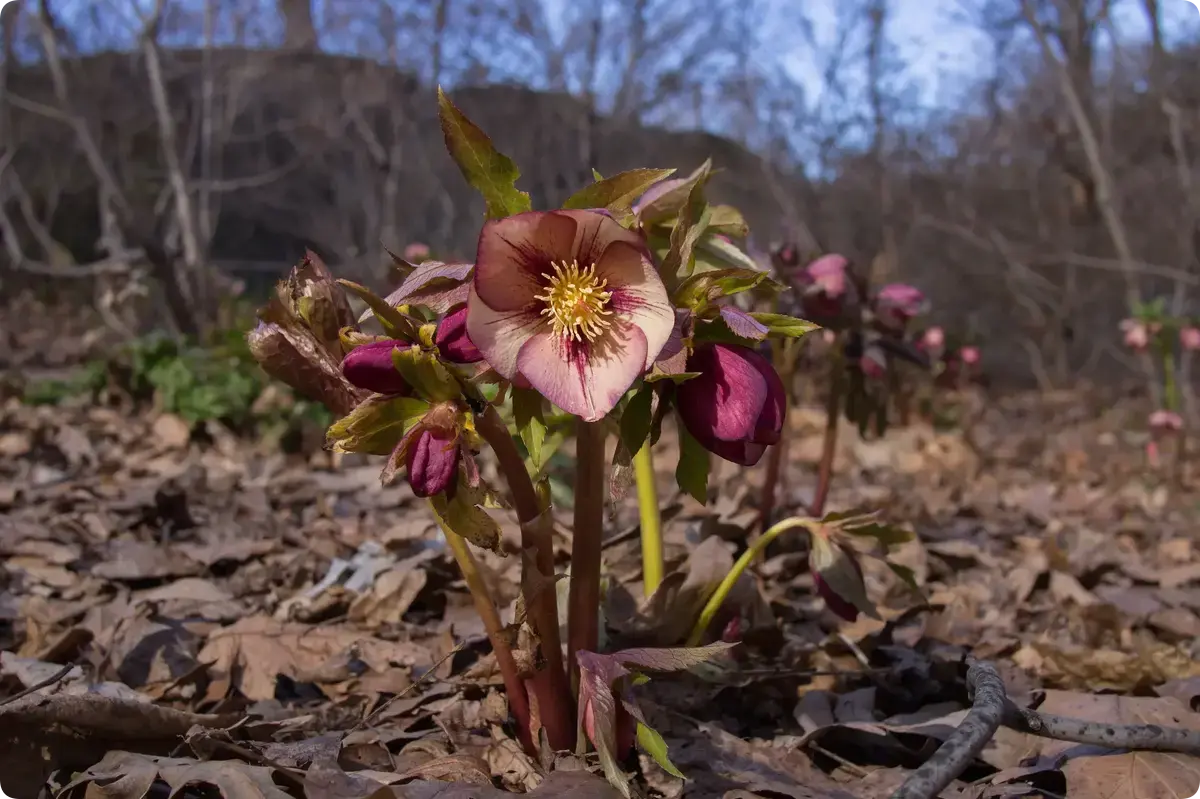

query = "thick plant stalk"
[
  {"left": 476, "top": 406, "right": 574, "bottom": 750},
  {"left": 568, "top": 419, "right": 607, "bottom": 687},
  {"left": 686, "top": 517, "right": 808, "bottom": 646},
  {"left": 436, "top": 517, "right": 535, "bottom": 753},
  {"left": 633, "top": 443, "right": 663, "bottom": 596},
  {"left": 809, "top": 371, "right": 844, "bottom": 518}
]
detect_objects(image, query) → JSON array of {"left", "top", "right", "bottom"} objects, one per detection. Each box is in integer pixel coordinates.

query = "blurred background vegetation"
[{"left": 1, "top": 0, "right": 1198, "bottom": 425}]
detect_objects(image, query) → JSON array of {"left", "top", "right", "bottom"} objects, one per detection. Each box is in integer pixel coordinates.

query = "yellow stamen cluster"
[{"left": 534, "top": 260, "right": 614, "bottom": 342}]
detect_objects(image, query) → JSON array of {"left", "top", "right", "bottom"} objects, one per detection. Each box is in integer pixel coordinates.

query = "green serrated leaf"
[
  {"left": 620, "top": 385, "right": 654, "bottom": 455},
  {"left": 675, "top": 421, "right": 709, "bottom": 504},
  {"left": 637, "top": 723, "right": 686, "bottom": 779},
  {"left": 512, "top": 387, "right": 547, "bottom": 473},
  {"left": 437, "top": 87, "right": 531, "bottom": 219},
  {"left": 325, "top": 395, "right": 430, "bottom": 455},
  {"left": 564, "top": 168, "right": 677, "bottom": 223},
  {"left": 749, "top": 312, "right": 821, "bottom": 338}
]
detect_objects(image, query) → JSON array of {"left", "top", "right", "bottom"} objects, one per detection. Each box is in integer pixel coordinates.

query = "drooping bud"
[
  {"left": 676, "top": 343, "right": 786, "bottom": 466},
  {"left": 341, "top": 340, "right": 412, "bottom": 395},
  {"left": 406, "top": 426, "right": 461, "bottom": 498},
  {"left": 435, "top": 305, "right": 484, "bottom": 364}
]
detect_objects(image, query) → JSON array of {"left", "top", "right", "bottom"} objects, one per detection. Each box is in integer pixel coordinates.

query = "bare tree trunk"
[{"left": 279, "top": 0, "right": 318, "bottom": 51}]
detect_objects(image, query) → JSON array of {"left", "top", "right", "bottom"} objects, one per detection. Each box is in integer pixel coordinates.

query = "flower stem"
[
  {"left": 475, "top": 405, "right": 574, "bottom": 750},
  {"left": 568, "top": 418, "right": 606, "bottom": 687},
  {"left": 686, "top": 517, "right": 809, "bottom": 646},
  {"left": 810, "top": 361, "right": 844, "bottom": 518},
  {"left": 760, "top": 337, "right": 801, "bottom": 531},
  {"left": 436, "top": 516, "right": 535, "bottom": 753},
  {"left": 633, "top": 443, "right": 663, "bottom": 597}
]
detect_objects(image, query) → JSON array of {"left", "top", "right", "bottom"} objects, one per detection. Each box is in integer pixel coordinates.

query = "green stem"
[
  {"left": 568, "top": 418, "right": 607, "bottom": 688},
  {"left": 1163, "top": 346, "right": 1180, "bottom": 412},
  {"left": 476, "top": 406, "right": 574, "bottom": 751},
  {"left": 686, "top": 517, "right": 809, "bottom": 647},
  {"left": 435, "top": 515, "right": 535, "bottom": 753},
  {"left": 633, "top": 443, "right": 663, "bottom": 597}
]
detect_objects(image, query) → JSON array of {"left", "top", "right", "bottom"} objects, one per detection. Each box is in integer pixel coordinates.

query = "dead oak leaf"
[
  {"left": 198, "top": 615, "right": 431, "bottom": 701},
  {"left": 61, "top": 750, "right": 291, "bottom": 799}
]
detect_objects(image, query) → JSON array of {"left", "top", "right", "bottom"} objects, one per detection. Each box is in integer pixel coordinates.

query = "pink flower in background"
[
  {"left": 959, "top": 345, "right": 980, "bottom": 365},
  {"left": 860, "top": 346, "right": 887, "bottom": 380},
  {"left": 466, "top": 210, "right": 674, "bottom": 421},
  {"left": 676, "top": 343, "right": 786, "bottom": 466},
  {"left": 1120, "top": 319, "right": 1157, "bottom": 351},
  {"left": 920, "top": 326, "right": 945, "bottom": 352},
  {"left": 404, "top": 242, "right": 431, "bottom": 263},
  {"left": 341, "top": 340, "right": 412, "bottom": 395},
  {"left": 798, "top": 254, "right": 851, "bottom": 323},
  {"left": 1181, "top": 326, "right": 1200, "bottom": 351},
  {"left": 1149, "top": 409, "right": 1183, "bottom": 436},
  {"left": 873, "top": 283, "right": 927, "bottom": 330}
]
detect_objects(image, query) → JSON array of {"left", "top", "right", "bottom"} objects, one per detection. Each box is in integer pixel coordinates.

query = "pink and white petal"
[
  {"left": 592, "top": 241, "right": 674, "bottom": 369},
  {"left": 556, "top": 209, "right": 646, "bottom": 267},
  {"left": 516, "top": 322, "right": 648, "bottom": 422},
  {"left": 474, "top": 211, "right": 579, "bottom": 311},
  {"left": 466, "top": 284, "right": 547, "bottom": 380}
]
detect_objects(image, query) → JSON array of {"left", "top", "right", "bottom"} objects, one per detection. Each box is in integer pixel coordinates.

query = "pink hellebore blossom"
[
  {"left": 435, "top": 305, "right": 484, "bottom": 364},
  {"left": 466, "top": 210, "right": 674, "bottom": 422},
  {"left": 1120, "top": 319, "right": 1156, "bottom": 351},
  {"left": 1181, "top": 327, "right": 1200, "bottom": 351},
  {"left": 1149, "top": 409, "right": 1184, "bottom": 436},
  {"left": 676, "top": 343, "right": 786, "bottom": 467},
  {"left": 797, "top": 254, "right": 850, "bottom": 324},
  {"left": 873, "top": 283, "right": 927, "bottom": 330},
  {"left": 959, "top": 345, "right": 980, "bottom": 365},
  {"left": 920, "top": 326, "right": 945, "bottom": 352},
  {"left": 342, "top": 340, "right": 412, "bottom": 395}
]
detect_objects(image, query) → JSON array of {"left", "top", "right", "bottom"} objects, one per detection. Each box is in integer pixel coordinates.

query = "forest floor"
[{"left": 3, "top": 374, "right": 1200, "bottom": 799}]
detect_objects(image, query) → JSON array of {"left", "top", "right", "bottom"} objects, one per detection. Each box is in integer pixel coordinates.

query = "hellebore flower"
[
  {"left": 1120, "top": 319, "right": 1158, "bottom": 351},
  {"left": 404, "top": 242, "right": 432, "bottom": 263},
  {"left": 796, "top": 254, "right": 851, "bottom": 324},
  {"left": 813, "top": 556, "right": 865, "bottom": 622},
  {"left": 959, "top": 345, "right": 980, "bottom": 366},
  {"left": 466, "top": 210, "right": 674, "bottom": 421},
  {"left": 1149, "top": 409, "right": 1184, "bottom": 436},
  {"left": 859, "top": 345, "right": 888, "bottom": 380},
  {"left": 1182, "top": 327, "right": 1200, "bottom": 351},
  {"left": 676, "top": 343, "right": 786, "bottom": 466},
  {"left": 873, "top": 283, "right": 927, "bottom": 331},
  {"left": 342, "top": 340, "right": 413, "bottom": 395},
  {"left": 920, "top": 326, "right": 945, "bottom": 353},
  {"left": 435, "top": 305, "right": 484, "bottom": 364},
  {"left": 389, "top": 401, "right": 469, "bottom": 498}
]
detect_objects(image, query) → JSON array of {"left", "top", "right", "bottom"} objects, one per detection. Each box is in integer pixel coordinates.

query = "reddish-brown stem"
[
  {"left": 476, "top": 406, "right": 574, "bottom": 751},
  {"left": 567, "top": 418, "right": 606, "bottom": 689},
  {"left": 809, "top": 368, "right": 844, "bottom": 518}
]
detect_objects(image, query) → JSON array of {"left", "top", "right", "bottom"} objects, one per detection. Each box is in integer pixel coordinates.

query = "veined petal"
[
  {"left": 678, "top": 344, "right": 768, "bottom": 443},
  {"left": 474, "top": 211, "right": 577, "bottom": 311},
  {"left": 595, "top": 240, "right": 674, "bottom": 369},
  {"left": 555, "top": 208, "right": 645, "bottom": 266},
  {"left": 516, "top": 321, "right": 648, "bottom": 422},
  {"left": 466, "top": 284, "right": 546, "bottom": 380}
]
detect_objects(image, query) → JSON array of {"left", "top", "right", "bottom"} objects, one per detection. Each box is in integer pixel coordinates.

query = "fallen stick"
[{"left": 889, "top": 657, "right": 1200, "bottom": 799}]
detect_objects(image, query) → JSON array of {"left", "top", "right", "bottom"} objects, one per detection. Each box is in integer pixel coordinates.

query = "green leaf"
[
  {"left": 512, "top": 387, "right": 547, "bottom": 473},
  {"left": 887, "top": 562, "right": 921, "bottom": 592},
  {"left": 337, "top": 280, "right": 419, "bottom": 341},
  {"left": 326, "top": 395, "right": 430, "bottom": 456},
  {"left": 620, "top": 385, "right": 654, "bottom": 456},
  {"left": 675, "top": 267, "right": 772, "bottom": 310},
  {"left": 563, "top": 168, "right": 677, "bottom": 223},
  {"left": 430, "top": 480, "right": 503, "bottom": 553},
  {"left": 841, "top": 520, "right": 914, "bottom": 547},
  {"left": 644, "top": 369, "right": 701, "bottom": 384},
  {"left": 592, "top": 168, "right": 604, "bottom": 181},
  {"left": 660, "top": 165, "right": 713, "bottom": 288},
  {"left": 675, "top": 421, "right": 709, "bottom": 504},
  {"left": 636, "top": 723, "right": 686, "bottom": 779},
  {"left": 705, "top": 205, "right": 749, "bottom": 238},
  {"left": 749, "top": 312, "right": 821, "bottom": 338},
  {"left": 637, "top": 161, "right": 710, "bottom": 224},
  {"left": 437, "top": 87, "right": 531, "bottom": 219},
  {"left": 390, "top": 346, "right": 461, "bottom": 404}
]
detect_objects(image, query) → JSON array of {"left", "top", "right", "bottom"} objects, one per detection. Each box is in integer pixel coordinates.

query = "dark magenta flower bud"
[
  {"left": 814, "top": 566, "right": 862, "bottom": 622},
  {"left": 406, "top": 426, "right": 461, "bottom": 498},
  {"left": 676, "top": 343, "right": 786, "bottom": 467},
  {"left": 341, "top": 340, "right": 412, "bottom": 395},
  {"left": 435, "top": 305, "right": 484, "bottom": 364}
]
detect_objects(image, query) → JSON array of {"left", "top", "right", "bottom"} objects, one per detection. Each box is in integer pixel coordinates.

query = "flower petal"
[
  {"left": 516, "top": 322, "right": 648, "bottom": 422},
  {"left": 341, "top": 340, "right": 413, "bottom": 395},
  {"left": 678, "top": 344, "right": 768, "bottom": 443},
  {"left": 594, "top": 240, "right": 674, "bottom": 370},
  {"left": 466, "top": 284, "right": 546, "bottom": 380},
  {"left": 474, "top": 211, "right": 578, "bottom": 312},
  {"left": 407, "top": 428, "right": 460, "bottom": 498},
  {"left": 435, "top": 305, "right": 484, "bottom": 364}
]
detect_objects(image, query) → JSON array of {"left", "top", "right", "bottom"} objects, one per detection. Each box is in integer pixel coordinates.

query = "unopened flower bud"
[
  {"left": 342, "top": 340, "right": 412, "bottom": 395},
  {"left": 435, "top": 306, "right": 484, "bottom": 364}
]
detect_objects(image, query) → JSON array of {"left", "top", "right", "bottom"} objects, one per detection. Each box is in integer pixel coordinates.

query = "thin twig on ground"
[
  {"left": 0, "top": 663, "right": 77, "bottom": 708},
  {"left": 889, "top": 658, "right": 1200, "bottom": 799}
]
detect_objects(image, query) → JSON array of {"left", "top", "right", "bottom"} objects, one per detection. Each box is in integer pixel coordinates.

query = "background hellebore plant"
[{"left": 247, "top": 88, "right": 914, "bottom": 797}]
